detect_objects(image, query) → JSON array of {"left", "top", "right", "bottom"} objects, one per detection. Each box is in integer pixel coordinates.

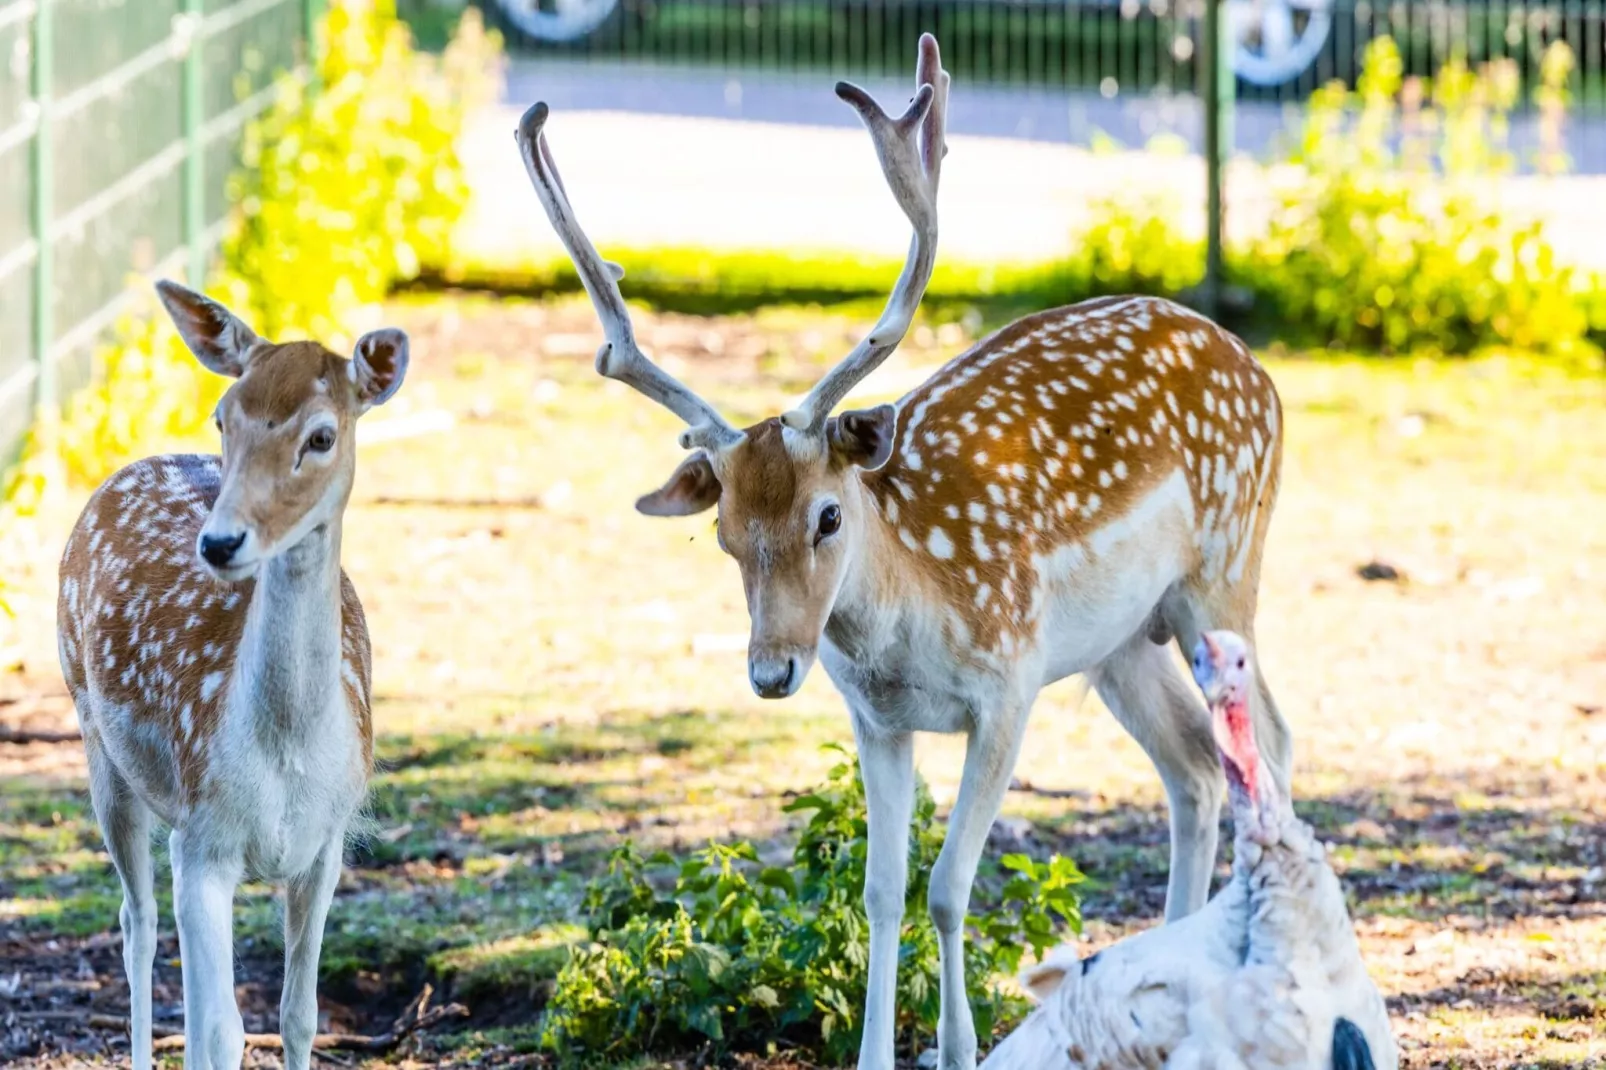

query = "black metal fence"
[{"left": 485, "top": 0, "right": 1605, "bottom": 108}]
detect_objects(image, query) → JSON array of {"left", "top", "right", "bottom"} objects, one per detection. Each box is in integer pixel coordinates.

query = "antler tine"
[
  {"left": 514, "top": 103, "right": 743, "bottom": 451},
  {"left": 782, "top": 33, "right": 948, "bottom": 433},
  {"left": 915, "top": 32, "right": 950, "bottom": 186}
]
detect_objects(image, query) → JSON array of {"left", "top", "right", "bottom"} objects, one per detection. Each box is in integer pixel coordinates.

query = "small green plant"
[
  {"left": 1535, "top": 39, "right": 1576, "bottom": 176},
  {"left": 541, "top": 746, "right": 1083, "bottom": 1065}
]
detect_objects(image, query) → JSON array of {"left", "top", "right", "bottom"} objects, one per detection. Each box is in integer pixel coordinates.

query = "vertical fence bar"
[
  {"left": 305, "top": 0, "right": 324, "bottom": 73},
  {"left": 183, "top": 0, "right": 205, "bottom": 287},
  {"left": 29, "top": 0, "right": 53, "bottom": 420},
  {"left": 1202, "top": 0, "right": 1232, "bottom": 315}
]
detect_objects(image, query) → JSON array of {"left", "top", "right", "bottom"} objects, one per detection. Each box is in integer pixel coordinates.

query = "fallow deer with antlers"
[
  {"left": 515, "top": 34, "right": 1291, "bottom": 1070},
  {"left": 56, "top": 282, "right": 408, "bottom": 1070}
]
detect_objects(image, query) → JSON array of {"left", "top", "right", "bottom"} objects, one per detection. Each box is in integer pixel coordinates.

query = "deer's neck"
[
  {"left": 824, "top": 479, "right": 945, "bottom": 664},
  {"left": 233, "top": 521, "right": 346, "bottom": 743}
]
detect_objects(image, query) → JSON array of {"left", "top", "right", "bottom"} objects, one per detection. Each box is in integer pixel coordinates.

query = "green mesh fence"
[{"left": 0, "top": 0, "right": 313, "bottom": 467}]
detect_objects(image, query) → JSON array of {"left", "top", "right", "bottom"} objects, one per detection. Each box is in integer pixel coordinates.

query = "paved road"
[
  {"left": 506, "top": 57, "right": 1606, "bottom": 172},
  {"left": 456, "top": 60, "right": 1606, "bottom": 273}
]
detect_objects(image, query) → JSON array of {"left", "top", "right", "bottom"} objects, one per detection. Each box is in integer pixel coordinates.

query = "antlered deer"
[
  {"left": 514, "top": 35, "right": 1291, "bottom": 1070},
  {"left": 56, "top": 281, "right": 407, "bottom": 1070}
]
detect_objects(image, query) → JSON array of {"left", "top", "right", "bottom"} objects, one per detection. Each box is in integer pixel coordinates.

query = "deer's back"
[{"left": 866, "top": 295, "right": 1283, "bottom": 657}]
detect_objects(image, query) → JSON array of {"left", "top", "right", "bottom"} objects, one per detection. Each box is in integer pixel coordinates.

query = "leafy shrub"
[
  {"left": 1240, "top": 37, "right": 1593, "bottom": 356},
  {"left": 1058, "top": 188, "right": 1203, "bottom": 300},
  {"left": 541, "top": 746, "right": 1083, "bottom": 1065},
  {"left": 54, "top": 313, "right": 228, "bottom": 490},
  {"left": 217, "top": 0, "right": 501, "bottom": 347}
]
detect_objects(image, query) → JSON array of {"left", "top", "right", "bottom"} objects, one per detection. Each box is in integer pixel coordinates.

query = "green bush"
[
  {"left": 217, "top": 0, "right": 501, "bottom": 347},
  {"left": 1057, "top": 188, "right": 1203, "bottom": 300},
  {"left": 1238, "top": 37, "right": 1592, "bottom": 355},
  {"left": 1037, "top": 36, "right": 1600, "bottom": 358},
  {"left": 541, "top": 746, "right": 1083, "bottom": 1065},
  {"left": 53, "top": 312, "right": 228, "bottom": 492}
]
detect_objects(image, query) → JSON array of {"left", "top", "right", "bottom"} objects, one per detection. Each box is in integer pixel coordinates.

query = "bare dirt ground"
[{"left": 1, "top": 294, "right": 1602, "bottom": 1068}]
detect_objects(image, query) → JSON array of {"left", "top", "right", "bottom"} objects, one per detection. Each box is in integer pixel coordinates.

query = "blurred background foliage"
[
  {"left": 2, "top": 0, "right": 503, "bottom": 511},
  {"left": 3, "top": 15, "right": 1601, "bottom": 520}
]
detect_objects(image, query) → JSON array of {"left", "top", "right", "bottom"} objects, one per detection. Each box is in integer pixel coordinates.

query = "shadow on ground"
[{"left": 3, "top": 712, "right": 1600, "bottom": 1066}]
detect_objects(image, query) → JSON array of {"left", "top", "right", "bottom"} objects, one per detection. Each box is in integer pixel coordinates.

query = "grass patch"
[
  {"left": 429, "top": 925, "right": 582, "bottom": 1001},
  {"left": 415, "top": 247, "right": 1105, "bottom": 325}
]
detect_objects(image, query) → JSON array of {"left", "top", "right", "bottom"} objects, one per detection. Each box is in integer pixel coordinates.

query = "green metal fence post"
[
  {"left": 183, "top": 0, "right": 206, "bottom": 287},
  {"left": 30, "top": 0, "right": 53, "bottom": 419},
  {"left": 1202, "top": 0, "right": 1233, "bottom": 318},
  {"left": 304, "top": 0, "right": 324, "bottom": 70}
]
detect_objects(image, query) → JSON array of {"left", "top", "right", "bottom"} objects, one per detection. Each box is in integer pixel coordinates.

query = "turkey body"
[{"left": 979, "top": 795, "right": 1394, "bottom": 1070}]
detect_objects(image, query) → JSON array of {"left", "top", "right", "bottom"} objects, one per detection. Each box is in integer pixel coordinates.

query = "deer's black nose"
[
  {"left": 199, "top": 532, "right": 246, "bottom": 568},
  {"left": 749, "top": 656, "right": 798, "bottom": 699}
]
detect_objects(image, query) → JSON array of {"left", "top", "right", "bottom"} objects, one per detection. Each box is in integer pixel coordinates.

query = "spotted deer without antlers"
[
  {"left": 56, "top": 281, "right": 408, "bottom": 1070},
  {"left": 515, "top": 33, "right": 1292, "bottom": 1070}
]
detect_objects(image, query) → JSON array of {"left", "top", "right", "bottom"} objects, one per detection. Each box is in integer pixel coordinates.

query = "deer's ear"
[
  {"left": 352, "top": 329, "right": 410, "bottom": 410},
  {"left": 828, "top": 404, "right": 897, "bottom": 471},
  {"left": 1021, "top": 962, "right": 1067, "bottom": 1001},
  {"left": 1019, "top": 947, "right": 1085, "bottom": 1002},
  {"left": 154, "top": 280, "right": 261, "bottom": 378},
  {"left": 636, "top": 452, "right": 722, "bottom": 517}
]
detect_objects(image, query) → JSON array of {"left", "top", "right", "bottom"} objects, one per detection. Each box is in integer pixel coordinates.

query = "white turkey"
[{"left": 979, "top": 631, "right": 1395, "bottom": 1070}]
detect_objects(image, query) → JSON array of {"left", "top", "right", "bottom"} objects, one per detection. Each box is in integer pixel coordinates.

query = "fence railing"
[
  {"left": 0, "top": 0, "right": 313, "bottom": 470},
  {"left": 489, "top": 0, "right": 1606, "bottom": 108}
]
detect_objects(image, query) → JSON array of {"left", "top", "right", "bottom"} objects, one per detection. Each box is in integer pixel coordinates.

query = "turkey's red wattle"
[{"left": 1213, "top": 697, "right": 1260, "bottom": 805}]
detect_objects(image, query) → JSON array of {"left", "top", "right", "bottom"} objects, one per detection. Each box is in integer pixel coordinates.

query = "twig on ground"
[
  {"left": 90, "top": 1014, "right": 180, "bottom": 1038},
  {"left": 1008, "top": 776, "right": 1091, "bottom": 800},
  {"left": 13, "top": 1012, "right": 179, "bottom": 1038},
  {"left": 313, "top": 1048, "right": 356, "bottom": 1066},
  {"left": 0, "top": 724, "right": 82, "bottom": 744},
  {"left": 84, "top": 983, "right": 468, "bottom": 1053}
]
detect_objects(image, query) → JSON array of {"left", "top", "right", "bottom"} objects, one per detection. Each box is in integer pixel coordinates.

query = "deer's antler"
[
  {"left": 514, "top": 102, "right": 744, "bottom": 452},
  {"left": 781, "top": 33, "right": 948, "bottom": 433}
]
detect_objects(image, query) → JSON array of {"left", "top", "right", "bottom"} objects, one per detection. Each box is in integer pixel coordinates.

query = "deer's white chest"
[
  {"left": 822, "top": 600, "right": 1010, "bottom": 735},
  {"left": 201, "top": 686, "right": 367, "bottom": 880},
  {"left": 1032, "top": 469, "right": 1196, "bottom": 682},
  {"left": 824, "top": 470, "right": 1198, "bottom": 732}
]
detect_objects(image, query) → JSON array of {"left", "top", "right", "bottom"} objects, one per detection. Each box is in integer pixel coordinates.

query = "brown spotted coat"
[
  {"left": 866, "top": 295, "right": 1283, "bottom": 653},
  {"left": 57, "top": 454, "right": 373, "bottom": 803}
]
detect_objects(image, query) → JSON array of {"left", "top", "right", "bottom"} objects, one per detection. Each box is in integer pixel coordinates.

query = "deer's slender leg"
[
  {"left": 86, "top": 743, "right": 157, "bottom": 1070},
  {"left": 928, "top": 694, "right": 1033, "bottom": 1070},
  {"left": 171, "top": 828, "right": 244, "bottom": 1070},
  {"left": 280, "top": 835, "right": 345, "bottom": 1070},
  {"left": 852, "top": 716, "right": 916, "bottom": 1070},
  {"left": 1089, "top": 631, "right": 1223, "bottom": 920}
]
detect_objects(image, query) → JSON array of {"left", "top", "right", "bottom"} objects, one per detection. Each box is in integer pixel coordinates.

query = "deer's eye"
[
  {"left": 306, "top": 427, "right": 336, "bottom": 454},
  {"left": 815, "top": 503, "right": 842, "bottom": 545}
]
